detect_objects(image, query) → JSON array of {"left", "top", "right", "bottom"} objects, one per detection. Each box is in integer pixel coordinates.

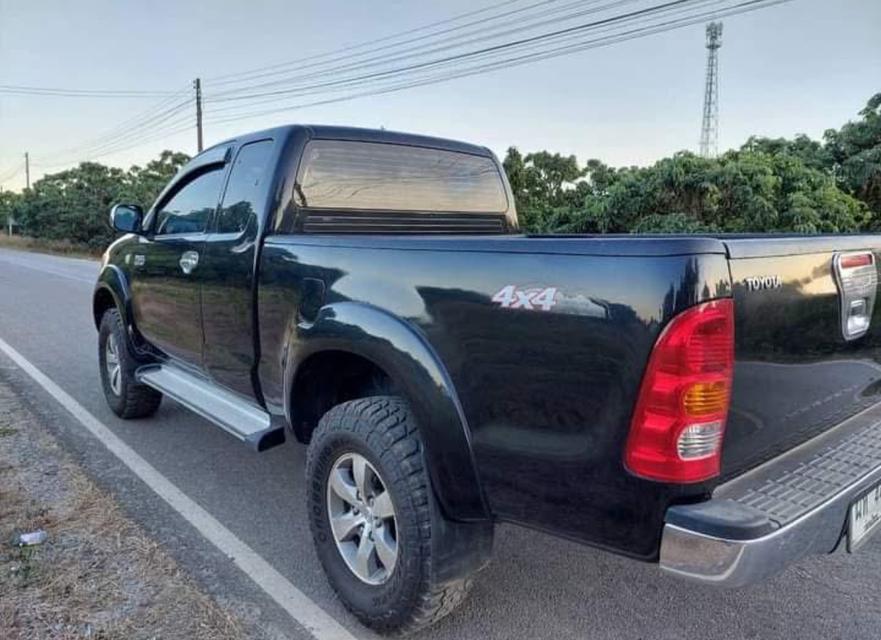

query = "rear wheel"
[
  {"left": 306, "top": 396, "right": 473, "bottom": 634},
  {"left": 98, "top": 308, "right": 162, "bottom": 419}
]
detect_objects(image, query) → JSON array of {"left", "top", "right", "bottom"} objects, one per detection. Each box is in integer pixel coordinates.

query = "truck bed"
[{"left": 257, "top": 231, "right": 881, "bottom": 558}]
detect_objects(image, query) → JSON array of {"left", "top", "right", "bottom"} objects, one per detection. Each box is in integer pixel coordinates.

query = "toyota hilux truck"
[{"left": 94, "top": 124, "right": 881, "bottom": 634}]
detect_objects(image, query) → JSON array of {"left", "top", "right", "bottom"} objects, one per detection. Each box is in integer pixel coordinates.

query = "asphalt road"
[{"left": 1, "top": 245, "right": 881, "bottom": 640}]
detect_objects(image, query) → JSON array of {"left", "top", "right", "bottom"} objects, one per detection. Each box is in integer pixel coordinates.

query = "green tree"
[
  {"left": 503, "top": 93, "right": 879, "bottom": 235},
  {"left": 503, "top": 147, "right": 585, "bottom": 231},
  {"left": 824, "top": 93, "right": 881, "bottom": 217},
  {"left": 4, "top": 150, "right": 189, "bottom": 249},
  {"left": 125, "top": 150, "right": 190, "bottom": 210},
  {"left": 4, "top": 93, "right": 880, "bottom": 247}
]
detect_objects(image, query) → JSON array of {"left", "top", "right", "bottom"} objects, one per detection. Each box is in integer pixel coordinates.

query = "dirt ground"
[
  {"left": 0, "top": 381, "right": 247, "bottom": 640},
  {"left": 0, "top": 235, "right": 100, "bottom": 260}
]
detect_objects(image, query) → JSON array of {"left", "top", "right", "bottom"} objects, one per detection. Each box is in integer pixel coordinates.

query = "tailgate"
[{"left": 722, "top": 236, "right": 881, "bottom": 478}]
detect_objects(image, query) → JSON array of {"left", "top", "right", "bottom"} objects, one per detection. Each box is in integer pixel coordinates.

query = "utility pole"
[
  {"left": 0, "top": 184, "right": 11, "bottom": 236},
  {"left": 1, "top": 185, "right": 9, "bottom": 236},
  {"left": 24, "top": 152, "right": 30, "bottom": 189},
  {"left": 699, "top": 22, "right": 723, "bottom": 159},
  {"left": 194, "top": 78, "right": 203, "bottom": 153}
]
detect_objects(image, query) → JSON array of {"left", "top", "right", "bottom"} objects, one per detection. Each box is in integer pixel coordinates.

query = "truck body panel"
[{"left": 256, "top": 235, "right": 731, "bottom": 555}]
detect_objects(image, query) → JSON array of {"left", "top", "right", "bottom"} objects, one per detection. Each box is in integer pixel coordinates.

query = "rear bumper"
[{"left": 659, "top": 403, "right": 881, "bottom": 587}]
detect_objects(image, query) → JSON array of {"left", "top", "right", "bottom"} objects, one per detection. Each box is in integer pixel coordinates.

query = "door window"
[
  {"left": 154, "top": 168, "right": 225, "bottom": 235},
  {"left": 216, "top": 140, "right": 275, "bottom": 234}
]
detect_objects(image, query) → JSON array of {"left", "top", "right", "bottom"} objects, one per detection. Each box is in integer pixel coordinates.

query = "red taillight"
[
  {"left": 840, "top": 253, "right": 874, "bottom": 269},
  {"left": 624, "top": 299, "right": 734, "bottom": 483}
]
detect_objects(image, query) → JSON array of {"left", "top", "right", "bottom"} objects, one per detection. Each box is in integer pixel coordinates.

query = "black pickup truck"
[{"left": 94, "top": 124, "right": 881, "bottom": 634}]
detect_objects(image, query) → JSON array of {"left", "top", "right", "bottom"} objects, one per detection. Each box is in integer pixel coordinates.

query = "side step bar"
[{"left": 136, "top": 364, "right": 284, "bottom": 451}]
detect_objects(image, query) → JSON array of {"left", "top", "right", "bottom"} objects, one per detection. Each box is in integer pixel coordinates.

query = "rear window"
[{"left": 295, "top": 140, "right": 508, "bottom": 213}]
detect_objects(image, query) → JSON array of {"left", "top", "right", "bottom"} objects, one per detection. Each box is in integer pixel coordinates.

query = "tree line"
[
  {"left": 0, "top": 151, "right": 190, "bottom": 249},
  {"left": 1, "top": 93, "right": 878, "bottom": 247},
  {"left": 505, "top": 93, "right": 880, "bottom": 234}
]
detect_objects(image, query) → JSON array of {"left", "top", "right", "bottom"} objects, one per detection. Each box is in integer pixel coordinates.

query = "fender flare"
[
  {"left": 284, "top": 301, "right": 490, "bottom": 522},
  {"left": 93, "top": 264, "right": 132, "bottom": 328}
]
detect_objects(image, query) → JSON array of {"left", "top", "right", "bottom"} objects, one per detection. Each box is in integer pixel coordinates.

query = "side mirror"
[{"left": 110, "top": 203, "right": 144, "bottom": 234}]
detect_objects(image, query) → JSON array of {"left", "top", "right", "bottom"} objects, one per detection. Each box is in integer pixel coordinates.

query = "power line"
[
  {"left": 205, "top": 0, "right": 581, "bottom": 96},
  {"left": 33, "top": 107, "right": 194, "bottom": 169},
  {"left": 0, "top": 84, "right": 179, "bottom": 98},
  {"left": 203, "top": 0, "right": 788, "bottom": 126},
  {"left": 5, "top": 84, "right": 192, "bottom": 172},
  {"left": 33, "top": 91, "right": 190, "bottom": 161},
  {"left": 199, "top": 0, "right": 756, "bottom": 119},
  {"left": 61, "top": 89, "right": 192, "bottom": 150},
  {"left": 206, "top": 0, "right": 712, "bottom": 105},
  {"left": 20, "top": 0, "right": 793, "bottom": 175},
  {"left": 17, "top": 1, "right": 576, "bottom": 169},
  {"left": 71, "top": 120, "right": 197, "bottom": 163},
  {"left": 31, "top": 90, "right": 193, "bottom": 169},
  {"left": 205, "top": 0, "right": 628, "bottom": 102},
  {"left": 204, "top": 0, "right": 533, "bottom": 86},
  {"left": 205, "top": 0, "right": 687, "bottom": 117},
  {"left": 0, "top": 163, "right": 23, "bottom": 184},
  {"left": 205, "top": 0, "right": 696, "bottom": 116}
]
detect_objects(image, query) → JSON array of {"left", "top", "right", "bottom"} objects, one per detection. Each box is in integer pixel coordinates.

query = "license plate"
[{"left": 849, "top": 483, "right": 881, "bottom": 551}]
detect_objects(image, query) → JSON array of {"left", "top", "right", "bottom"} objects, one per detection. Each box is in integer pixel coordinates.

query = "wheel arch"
[
  {"left": 93, "top": 285, "right": 118, "bottom": 329},
  {"left": 285, "top": 301, "right": 490, "bottom": 522},
  {"left": 288, "top": 349, "right": 395, "bottom": 442},
  {"left": 93, "top": 264, "right": 131, "bottom": 330}
]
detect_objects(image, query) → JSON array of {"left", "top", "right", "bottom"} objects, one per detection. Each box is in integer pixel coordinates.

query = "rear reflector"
[{"left": 624, "top": 299, "right": 734, "bottom": 483}]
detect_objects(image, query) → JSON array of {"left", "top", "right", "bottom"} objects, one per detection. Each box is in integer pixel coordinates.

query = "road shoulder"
[{"left": 0, "top": 379, "right": 250, "bottom": 639}]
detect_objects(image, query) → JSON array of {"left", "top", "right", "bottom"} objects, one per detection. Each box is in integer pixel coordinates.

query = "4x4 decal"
[{"left": 491, "top": 285, "right": 558, "bottom": 311}]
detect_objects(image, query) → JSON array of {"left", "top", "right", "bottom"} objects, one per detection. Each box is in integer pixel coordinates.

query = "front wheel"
[
  {"left": 306, "top": 396, "right": 474, "bottom": 634},
  {"left": 98, "top": 308, "right": 162, "bottom": 419}
]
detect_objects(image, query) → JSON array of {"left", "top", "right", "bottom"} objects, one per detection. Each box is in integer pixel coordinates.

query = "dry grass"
[
  {"left": 0, "top": 234, "right": 101, "bottom": 259},
  {"left": 0, "top": 385, "right": 247, "bottom": 640}
]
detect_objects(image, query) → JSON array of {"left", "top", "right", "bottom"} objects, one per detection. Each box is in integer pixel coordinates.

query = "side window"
[
  {"left": 154, "top": 168, "right": 225, "bottom": 236},
  {"left": 216, "top": 140, "right": 275, "bottom": 234}
]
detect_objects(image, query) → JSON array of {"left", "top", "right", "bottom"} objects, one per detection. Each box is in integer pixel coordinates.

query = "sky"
[{"left": 0, "top": 0, "right": 879, "bottom": 191}]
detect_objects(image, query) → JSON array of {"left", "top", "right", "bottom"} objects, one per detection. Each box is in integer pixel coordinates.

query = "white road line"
[{"left": 0, "top": 335, "right": 360, "bottom": 640}]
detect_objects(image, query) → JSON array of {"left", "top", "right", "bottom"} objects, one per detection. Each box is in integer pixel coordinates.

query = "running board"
[{"left": 136, "top": 364, "right": 284, "bottom": 451}]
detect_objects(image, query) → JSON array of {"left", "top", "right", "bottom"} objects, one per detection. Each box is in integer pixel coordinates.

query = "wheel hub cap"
[
  {"left": 326, "top": 452, "right": 398, "bottom": 585},
  {"left": 105, "top": 334, "right": 122, "bottom": 396}
]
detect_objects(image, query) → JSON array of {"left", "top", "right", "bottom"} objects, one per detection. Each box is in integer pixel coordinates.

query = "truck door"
[
  {"left": 200, "top": 139, "right": 276, "bottom": 398},
  {"left": 129, "top": 165, "right": 226, "bottom": 367}
]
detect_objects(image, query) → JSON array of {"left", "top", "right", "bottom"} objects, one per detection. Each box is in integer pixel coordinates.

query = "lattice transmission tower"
[{"left": 699, "top": 22, "right": 723, "bottom": 158}]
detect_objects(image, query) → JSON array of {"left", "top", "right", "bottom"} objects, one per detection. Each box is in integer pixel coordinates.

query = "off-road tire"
[
  {"left": 98, "top": 308, "right": 162, "bottom": 419},
  {"left": 306, "top": 396, "right": 472, "bottom": 635}
]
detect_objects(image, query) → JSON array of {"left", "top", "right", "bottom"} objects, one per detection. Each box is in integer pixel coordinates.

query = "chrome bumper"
[{"left": 659, "top": 404, "right": 881, "bottom": 587}]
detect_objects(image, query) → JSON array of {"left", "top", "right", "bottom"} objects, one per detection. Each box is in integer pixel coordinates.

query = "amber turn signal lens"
[{"left": 682, "top": 381, "right": 729, "bottom": 417}]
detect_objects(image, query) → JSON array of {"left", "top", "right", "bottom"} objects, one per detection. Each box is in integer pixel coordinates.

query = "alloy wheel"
[
  {"left": 326, "top": 452, "right": 398, "bottom": 585},
  {"left": 105, "top": 333, "right": 122, "bottom": 396}
]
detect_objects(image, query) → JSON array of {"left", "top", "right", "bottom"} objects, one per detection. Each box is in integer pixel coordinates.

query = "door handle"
[{"left": 179, "top": 250, "right": 199, "bottom": 274}]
